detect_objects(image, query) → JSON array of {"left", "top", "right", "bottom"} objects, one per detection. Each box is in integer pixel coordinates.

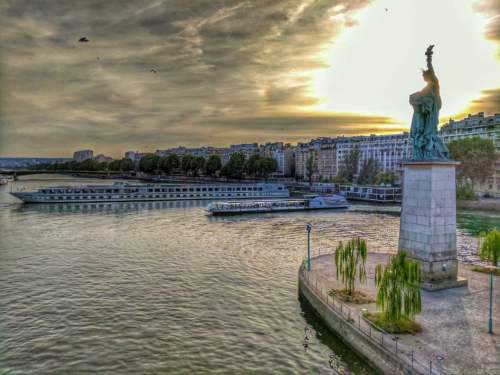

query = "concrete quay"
[{"left": 300, "top": 253, "right": 499, "bottom": 375}]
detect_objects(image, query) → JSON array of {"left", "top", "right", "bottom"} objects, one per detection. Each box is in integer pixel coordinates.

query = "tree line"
[
  {"left": 30, "top": 152, "right": 278, "bottom": 179},
  {"left": 139, "top": 152, "right": 277, "bottom": 179},
  {"left": 29, "top": 158, "right": 134, "bottom": 172}
]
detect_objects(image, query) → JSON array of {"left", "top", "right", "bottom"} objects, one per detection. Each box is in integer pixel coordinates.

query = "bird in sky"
[{"left": 78, "top": 37, "right": 89, "bottom": 42}]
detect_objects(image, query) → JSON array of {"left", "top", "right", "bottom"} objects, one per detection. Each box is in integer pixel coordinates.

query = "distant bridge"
[{"left": 0, "top": 170, "right": 129, "bottom": 178}]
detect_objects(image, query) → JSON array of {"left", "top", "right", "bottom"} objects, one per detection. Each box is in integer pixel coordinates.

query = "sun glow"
[{"left": 312, "top": 0, "right": 499, "bottom": 126}]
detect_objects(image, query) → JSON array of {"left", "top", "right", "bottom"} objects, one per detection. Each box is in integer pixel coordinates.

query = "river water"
[{"left": 0, "top": 175, "right": 498, "bottom": 374}]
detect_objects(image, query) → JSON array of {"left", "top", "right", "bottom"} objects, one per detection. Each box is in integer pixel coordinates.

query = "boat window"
[
  {"left": 155, "top": 188, "right": 160, "bottom": 192},
  {"left": 182, "top": 188, "right": 187, "bottom": 192},
  {"left": 259, "top": 187, "right": 263, "bottom": 191},
  {"left": 214, "top": 187, "right": 219, "bottom": 191},
  {"left": 202, "top": 188, "right": 206, "bottom": 191},
  {"left": 148, "top": 189, "right": 153, "bottom": 192},
  {"left": 113, "top": 189, "right": 119, "bottom": 193},
  {"left": 176, "top": 188, "right": 180, "bottom": 192},
  {"left": 236, "top": 187, "right": 240, "bottom": 191},
  {"left": 208, "top": 187, "right": 213, "bottom": 191},
  {"left": 278, "top": 187, "right": 282, "bottom": 190}
]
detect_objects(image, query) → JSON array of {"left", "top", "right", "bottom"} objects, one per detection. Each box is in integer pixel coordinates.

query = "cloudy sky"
[{"left": 0, "top": 0, "right": 498, "bottom": 157}]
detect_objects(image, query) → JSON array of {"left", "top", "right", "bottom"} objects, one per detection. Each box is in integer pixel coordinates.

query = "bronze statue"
[{"left": 409, "top": 45, "right": 449, "bottom": 160}]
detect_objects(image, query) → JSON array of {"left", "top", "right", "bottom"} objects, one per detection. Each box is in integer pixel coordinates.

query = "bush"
[
  {"left": 328, "top": 289, "right": 373, "bottom": 304},
  {"left": 364, "top": 312, "right": 422, "bottom": 334},
  {"left": 456, "top": 184, "right": 477, "bottom": 201}
]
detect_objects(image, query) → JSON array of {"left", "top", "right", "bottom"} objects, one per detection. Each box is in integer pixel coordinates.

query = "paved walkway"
[{"left": 308, "top": 253, "right": 500, "bottom": 375}]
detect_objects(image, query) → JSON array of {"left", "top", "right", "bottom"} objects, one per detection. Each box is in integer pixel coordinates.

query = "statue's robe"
[{"left": 409, "top": 83, "right": 448, "bottom": 160}]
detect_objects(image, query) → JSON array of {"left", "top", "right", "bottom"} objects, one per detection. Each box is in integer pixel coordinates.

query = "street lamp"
[
  {"left": 306, "top": 223, "right": 312, "bottom": 271},
  {"left": 485, "top": 265, "right": 496, "bottom": 334}
]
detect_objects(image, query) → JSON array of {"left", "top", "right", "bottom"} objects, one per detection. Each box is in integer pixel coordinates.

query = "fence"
[{"left": 300, "top": 254, "right": 453, "bottom": 375}]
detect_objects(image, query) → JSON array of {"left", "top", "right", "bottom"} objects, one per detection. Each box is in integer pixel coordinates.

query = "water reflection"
[{"left": 15, "top": 199, "right": 212, "bottom": 214}]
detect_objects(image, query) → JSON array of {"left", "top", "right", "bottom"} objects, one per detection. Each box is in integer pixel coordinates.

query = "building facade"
[
  {"left": 259, "top": 142, "right": 294, "bottom": 176},
  {"left": 73, "top": 149, "right": 94, "bottom": 162},
  {"left": 336, "top": 133, "right": 412, "bottom": 179},
  {"left": 440, "top": 112, "right": 500, "bottom": 151},
  {"left": 440, "top": 112, "right": 500, "bottom": 197}
]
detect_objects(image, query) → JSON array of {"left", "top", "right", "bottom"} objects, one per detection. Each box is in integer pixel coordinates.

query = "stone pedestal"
[{"left": 398, "top": 160, "right": 467, "bottom": 291}]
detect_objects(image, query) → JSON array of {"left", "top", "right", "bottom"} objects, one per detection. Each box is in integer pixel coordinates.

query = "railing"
[{"left": 300, "top": 254, "right": 453, "bottom": 375}]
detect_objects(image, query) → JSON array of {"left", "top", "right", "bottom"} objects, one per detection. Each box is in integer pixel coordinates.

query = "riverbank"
[
  {"left": 457, "top": 198, "right": 500, "bottom": 212},
  {"left": 299, "top": 253, "right": 500, "bottom": 375}
]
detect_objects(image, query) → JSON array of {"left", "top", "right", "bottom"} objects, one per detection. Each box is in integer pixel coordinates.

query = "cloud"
[
  {"left": 0, "top": 0, "right": 496, "bottom": 158},
  {"left": 443, "top": 88, "right": 500, "bottom": 123}
]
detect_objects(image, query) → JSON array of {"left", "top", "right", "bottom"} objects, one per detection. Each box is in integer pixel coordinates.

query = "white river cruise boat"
[
  {"left": 207, "top": 194, "right": 349, "bottom": 215},
  {"left": 10, "top": 182, "right": 289, "bottom": 204}
]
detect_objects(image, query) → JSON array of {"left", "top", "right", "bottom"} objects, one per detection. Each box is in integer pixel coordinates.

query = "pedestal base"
[
  {"left": 399, "top": 160, "right": 467, "bottom": 291},
  {"left": 421, "top": 276, "right": 468, "bottom": 291}
]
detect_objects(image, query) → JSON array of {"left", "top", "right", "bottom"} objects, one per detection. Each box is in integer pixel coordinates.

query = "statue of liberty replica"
[
  {"left": 409, "top": 45, "right": 449, "bottom": 160},
  {"left": 399, "top": 45, "right": 467, "bottom": 290}
]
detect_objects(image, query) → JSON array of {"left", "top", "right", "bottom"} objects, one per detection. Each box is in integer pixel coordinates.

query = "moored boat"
[
  {"left": 10, "top": 182, "right": 289, "bottom": 203},
  {"left": 0, "top": 175, "right": 15, "bottom": 185},
  {"left": 207, "top": 194, "right": 349, "bottom": 215}
]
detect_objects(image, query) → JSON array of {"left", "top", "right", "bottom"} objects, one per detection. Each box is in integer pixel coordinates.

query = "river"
[{"left": 0, "top": 175, "right": 498, "bottom": 374}]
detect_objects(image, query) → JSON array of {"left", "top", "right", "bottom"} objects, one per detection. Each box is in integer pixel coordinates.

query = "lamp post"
[
  {"left": 306, "top": 223, "right": 312, "bottom": 271},
  {"left": 486, "top": 265, "right": 496, "bottom": 334}
]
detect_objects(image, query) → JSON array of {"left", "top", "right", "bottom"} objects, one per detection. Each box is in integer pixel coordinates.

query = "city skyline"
[{"left": 0, "top": 0, "right": 499, "bottom": 158}]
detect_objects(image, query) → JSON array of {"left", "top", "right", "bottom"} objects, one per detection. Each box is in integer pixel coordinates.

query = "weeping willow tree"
[
  {"left": 334, "top": 237, "right": 367, "bottom": 295},
  {"left": 478, "top": 229, "right": 500, "bottom": 267},
  {"left": 374, "top": 252, "right": 421, "bottom": 322}
]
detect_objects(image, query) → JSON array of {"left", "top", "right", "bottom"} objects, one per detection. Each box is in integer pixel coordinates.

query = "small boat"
[
  {"left": 207, "top": 194, "right": 349, "bottom": 216},
  {"left": 0, "top": 176, "right": 14, "bottom": 185}
]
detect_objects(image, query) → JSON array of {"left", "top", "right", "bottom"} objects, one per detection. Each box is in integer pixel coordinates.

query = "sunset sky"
[{"left": 0, "top": 0, "right": 498, "bottom": 158}]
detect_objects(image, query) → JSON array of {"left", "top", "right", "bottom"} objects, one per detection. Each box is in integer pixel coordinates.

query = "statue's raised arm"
[{"left": 425, "top": 44, "right": 435, "bottom": 73}]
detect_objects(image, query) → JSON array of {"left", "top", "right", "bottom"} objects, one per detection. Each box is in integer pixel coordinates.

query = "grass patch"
[
  {"left": 364, "top": 312, "right": 422, "bottom": 334},
  {"left": 471, "top": 265, "right": 500, "bottom": 276},
  {"left": 328, "top": 289, "right": 373, "bottom": 304}
]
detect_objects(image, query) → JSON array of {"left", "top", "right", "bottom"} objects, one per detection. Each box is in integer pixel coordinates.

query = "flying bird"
[
  {"left": 150, "top": 69, "right": 157, "bottom": 74},
  {"left": 78, "top": 37, "right": 89, "bottom": 42}
]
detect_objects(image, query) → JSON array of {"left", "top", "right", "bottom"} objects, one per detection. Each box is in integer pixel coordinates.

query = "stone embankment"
[{"left": 299, "top": 253, "right": 499, "bottom": 375}]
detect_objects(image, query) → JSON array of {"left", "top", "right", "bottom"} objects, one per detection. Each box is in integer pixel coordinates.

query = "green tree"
[
  {"left": 334, "top": 238, "right": 368, "bottom": 295},
  {"left": 374, "top": 171, "right": 396, "bottom": 186},
  {"left": 181, "top": 154, "right": 194, "bottom": 175},
  {"left": 190, "top": 156, "right": 206, "bottom": 176},
  {"left": 96, "top": 161, "right": 109, "bottom": 171},
  {"left": 159, "top": 154, "right": 180, "bottom": 174},
  {"left": 339, "top": 147, "right": 360, "bottom": 182},
  {"left": 306, "top": 154, "right": 316, "bottom": 184},
  {"left": 221, "top": 152, "right": 246, "bottom": 179},
  {"left": 139, "top": 154, "right": 160, "bottom": 174},
  {"left": 108, "top": 159, "right": 121, "bottom": 171},
  {"left": 245, "top": 154, "right": 261, "bottom": 177},
  {"left": 357, "top": 158, "right": 380, "bottom": 185},
  {"left": 256, "top": 156, "right": 277, "bottom": 178},
  {"left": 448, "top": 137, "right": 496, "bottom": 187},
  {"left": 80, "top": 159, "right": 99, "bottom": 171},
  {"left": 205, "top": 155, "right": 222, "bottom": 176},
  {"left": 478, "top": 229, "right": 500, "bottom": 267},
  {"left": 374, "top": 252, "right": 421, "bottom": 321},
  {"left": 332, "top": 175, "right": 348, "bottom": 184},
  {"left": 120, "top": 158, "right": 134, "bottom": 172}
]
